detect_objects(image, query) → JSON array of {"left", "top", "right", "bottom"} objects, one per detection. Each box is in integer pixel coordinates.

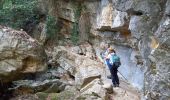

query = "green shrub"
[
  {"left": 71, "top": 4, "right": 82, "bottom": 45},
  {"left": 45, "top": 15, "right": 58, "bottom": 40},
  {"left": 0, "top": 0, "right": 39, "bottom": 30},
  {"left": 71, "top": 22, "right": 79, "bottom": 45},
  {"left": 36, "top": 92, "right": 49, "bottom": 100}
]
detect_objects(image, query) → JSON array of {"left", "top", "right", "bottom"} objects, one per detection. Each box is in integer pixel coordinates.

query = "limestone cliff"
[
  {"left": 40, "top": 0, "right": 170, "bottom": 99},
  {"left": 0, "top": 0, "right": 169, "bottom": 100}
]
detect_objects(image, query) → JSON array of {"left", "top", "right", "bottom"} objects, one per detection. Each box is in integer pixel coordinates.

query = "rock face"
[
  {"left": 78, "top": 0, "right": 169, "bottom": 99},
  {"left": 0, "top": 26, "right": 47, "bottom": 82},
  {"left": 113, "top": 0, "right": 170, "bottom": 99},
  {"left": 35, "top": 0, "right": 170, "bottom": 99},
  {"left": 1, "top": 0, "right": 169, "bottom": 99},
  {"left": 49, "top": 0, "right": 170, "bottom": 99},
  {"left": 97, "top": 0, "right": 129, "bottom": 32},
  {"left": 34, "top": 0, "right": 170, "bottom": 99}
]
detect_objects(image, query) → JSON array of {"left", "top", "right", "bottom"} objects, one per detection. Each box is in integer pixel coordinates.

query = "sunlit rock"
[{"left": 0, "top": 26, "right": 47, "bottom": 82}]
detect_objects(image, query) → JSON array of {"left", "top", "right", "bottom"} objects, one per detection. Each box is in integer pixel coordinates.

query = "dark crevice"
[
  {"left": 131, "top": 11, "right": 143, "bottom": 16},
  {"left": 127, "top": 9, "right": 143, "bottom": 16},
  {"left": 21, "top": 73, "right": 36, "bottom": 80},
  {"left": 0, "top": 82, "right": 14, "bottom": 100},
  {"left": 67, "top": 71, "right": 75, "bottom": 80},
  {"left": 79, "top": 53, "right": 84, "bottom": 55},
  {"left": 166, "top": 14, "right": 170, "bottom": 17}
]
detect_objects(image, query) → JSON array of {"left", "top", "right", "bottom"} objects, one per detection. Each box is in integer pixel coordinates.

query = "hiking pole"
[{"left": 117, "top": 70, "right": 128, "bottom": 81}]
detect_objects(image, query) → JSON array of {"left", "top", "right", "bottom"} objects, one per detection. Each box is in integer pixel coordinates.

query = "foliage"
[
  {"left": 141, "top": 15, "right": 150, "bottom": 22},
  {"left": 36, "top": 92, "right": 49, "bottom": 100},
  {"left": 45, "top": 15, "right": 58, "bottom": 40},
  {"left": 71, "top": 4, "right": 82, "bottom": 45},
  {"left": 71, "top": 22, "right": 79, "bottom": 45},
  {"left": 0, "top": 0, "right": 39, "bottom": 30}
]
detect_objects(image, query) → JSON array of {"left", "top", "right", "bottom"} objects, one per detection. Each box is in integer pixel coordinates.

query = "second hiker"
[{"left": 105, "top": 47, "right": 121, "bottom": 87}]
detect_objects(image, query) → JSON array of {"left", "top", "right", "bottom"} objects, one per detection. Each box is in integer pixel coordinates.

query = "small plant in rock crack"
[
  {"left": 71, "top": 4, "right": 82, "bottom": 45},
  {"left": 45, "top": 15, "right": 59, "bottom": 40},
  {"left": 141, "top": 15, "right": 150, "bottom": 22}
]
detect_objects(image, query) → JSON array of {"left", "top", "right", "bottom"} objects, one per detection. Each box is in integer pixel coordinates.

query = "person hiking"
[
  {"left": 100, "top": 43, "right": 110, "bottom": 61},
  {"left": 105, "top": 47, "right": 121, "bottom": 87},
  {"left": 99, "top": 43, "right": 111, "bottom": 78}
]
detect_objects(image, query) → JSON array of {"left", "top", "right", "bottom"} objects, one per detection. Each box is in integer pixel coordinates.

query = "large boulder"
[
  {"left": 49, "top": 46, "right": 104, "bottom": 88},
  {"left": 12, "top": 79, "right": 66, "bottom": 94},
  {"left": 80, "top": 78, "right": 109, "bottom": 100},
  {"left": 0, "top": 26, "right": 47, "bottom": 82},
  {"left": 75, "top": 59, "right": 104, "bottom": 89}
]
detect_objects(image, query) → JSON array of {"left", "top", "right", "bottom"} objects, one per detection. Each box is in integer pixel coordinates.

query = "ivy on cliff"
[
  {"left": 71, "top": 4, "right": 82, "bottom": 45},
  {"left": 45, "top": 15, "right": 59, "bottom": 40}
]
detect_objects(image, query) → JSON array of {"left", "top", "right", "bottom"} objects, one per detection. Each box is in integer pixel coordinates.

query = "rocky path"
[{"left": 103, "top": 78, "right": 141, "bottom": 100}]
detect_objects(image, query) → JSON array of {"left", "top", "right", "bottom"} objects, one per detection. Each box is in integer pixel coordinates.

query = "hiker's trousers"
[
  {"left": 106, "top": 59, "right": 119, "bottom": 85},
  {"left": 109, "top": 67, "right": 119, "bottom": 85}
]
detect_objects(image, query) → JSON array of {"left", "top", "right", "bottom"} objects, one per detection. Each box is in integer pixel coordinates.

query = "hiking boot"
[
  {"left": 107, "top": 75, "right": 111, "bottom": 79},
  {"left": 116, "top": 84, "right": 119, "bottom": 87},
  {"left": 113, "top": 84, "right": 116, "bottom": 87}
]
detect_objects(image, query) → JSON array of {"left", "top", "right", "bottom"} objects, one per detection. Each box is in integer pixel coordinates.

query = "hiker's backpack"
[{"left": 110, "top": 54, "right": 121, "bottom": 68}]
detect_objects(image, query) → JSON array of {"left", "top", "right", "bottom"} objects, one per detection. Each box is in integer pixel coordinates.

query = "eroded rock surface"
[
  {"left": 1, "top": 0, "right": 170, "bottom": 100},
  {"left": 0, "top": 26, "right": 47, "bottom": 82}
]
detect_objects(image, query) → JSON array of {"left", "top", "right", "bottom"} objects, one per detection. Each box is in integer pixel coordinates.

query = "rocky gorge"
[{"left": 0, "top": 0, "right": 169, "bottom": 100}]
